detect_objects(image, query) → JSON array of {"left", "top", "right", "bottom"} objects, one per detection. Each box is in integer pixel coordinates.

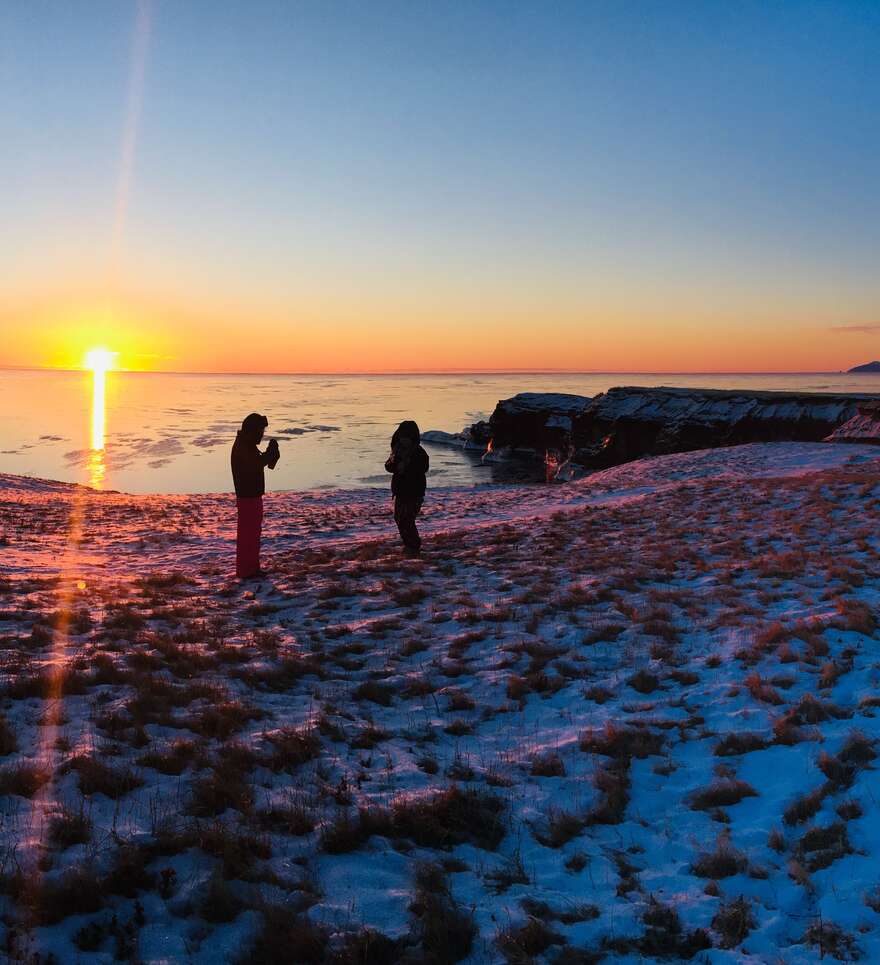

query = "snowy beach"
[{"left": 1, "top": 441, "right": 880, "bottom": 962}]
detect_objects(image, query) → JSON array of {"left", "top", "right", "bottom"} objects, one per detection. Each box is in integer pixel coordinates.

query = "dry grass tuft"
[
  {"left": 797, "top": 822, "right": 852, "bottom": 872},
  {"left": 186, "top": 698, "right": 263, "bottom": 738},
  {"left": 48, "top": 802, "right": 92, "bottom": 849},
  {"left": 692, "top": 835, "right": 747, "bottom": 878},
  {"left": 580, "top": 722, "right": 664, "bottom": 760},
  {"left": 802, "top": 919, "right": 861, "bottom": 961},
  {"left": 627, "top": 669, "right": 660, "bottom": 694},
  {"left": 0, "top": 713, "right": 19, "bottom": 756},
  {"left": 713, "top": 732, "right": 769, "bottom": 756},
  {"left": 66, "top": 754, "right": 143, "bottom": 799},
  {"left": 711, "top": 895, "right": 755, "bottom": 949},
  {"left": 783, "top": 787, "right": 827, "bottom": 827},
  {"left": 0, "top": 760, "right": 52, "bottom": 798},
  {"left": 138, "top": 738, "right": 200, "bottom": 775},
  {"left": 235, "top": 902, "right": 328, "bottom": 965},
  {"left": 689, "top": 778, "right": 758, "bottom": 811},
  {"left": 393, "top": 786, "right": 506, "bottom": 852},
  {"left": 352, "top": 679, "right": 396, "bottom": 706},
  {"left": 188, "top": 758, "right": 255, "bottom": 817},
  {"left": 530, "top": 751, "right": 566, "bottom": 777},
  {"left": 264, "top": 726, "right": 322, "bottom": 772},
  {"left": 496, "top": 916, "right": 566, "bottom": 962}
]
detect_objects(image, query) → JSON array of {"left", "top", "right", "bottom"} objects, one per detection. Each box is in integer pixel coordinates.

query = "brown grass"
[
  {"left": 802, "top": 920, "right": 861, "bottom": 960},
  {"left": 713, "top": 732, "right": 769, "bottom": 756},
  {"left": 783, "top": 787, "right": 826, "bottom": 827},
  {"left": 530, "top": 751, "right": 566, "bottom": 777},
  {"left": 264, "top": 726, "right": 322, "bottom": 772},
  {"left": 188, "top": 759, "right": 255, "bottom": 817},
  {"left": 235, "top": 903, "right": 328, "bottom": 965},
  {"left": 0, "top": 760, "right": 52, "bottom": 798},
  {"left": 66, "top": 754, "right": 143, "bottom": 798},
  {"left": 138, "top": 738, "right": 200, "bottom": 775},
  {"left": 0, "top": 714, "right": 18, "bottom": 756},
  {"left": 579, "top": 721, "right": 664, "bottom": 760},
  {"left": 689, "top": 779, "right": 758, "bottom": 811},
  {"left": 691, "top": 836, "right": 747, "bottom": 878},
  {"left": 496, "top": 917, "right": 566, "bottom": 962},
  {"left": 586, "top": 760, "right": 630, "bottom": 825},
  {"left": 410, "top": 862, "right": 476, "bottom": 964},
  {"left": 48, "top": 802, "right": 92, "bottom": 849},
  {"left": 186, "top": 699, "right": 263, "bottom": 738},
  {"left": 711, "top": 895, "right": 755, "bottom": 949},
  {"left": 627, "top": 669, "right": 660, "bottom": 694},
  {"left": 797, "top": 822, "right": 852, "bottom": 872}
]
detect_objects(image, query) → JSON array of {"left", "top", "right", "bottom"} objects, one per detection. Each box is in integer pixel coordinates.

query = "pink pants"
[{"left": 236, "top": 496, "right": 264, "bottom": 578}]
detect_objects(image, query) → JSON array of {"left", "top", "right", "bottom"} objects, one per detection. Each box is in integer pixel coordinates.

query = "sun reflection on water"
[
  {"left": 91, "top": 366, "right": 106, "bottom": 450},
  {"left": 85, "top": 349, "right": 115, "bottom": 489},
  {"left": 89, "top": 369, "right": 107, "bottom": 489}
]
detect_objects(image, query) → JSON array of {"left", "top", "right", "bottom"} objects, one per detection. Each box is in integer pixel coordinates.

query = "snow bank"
[{"left": 2, "top": 443, "right": 880, "bottom": 962}]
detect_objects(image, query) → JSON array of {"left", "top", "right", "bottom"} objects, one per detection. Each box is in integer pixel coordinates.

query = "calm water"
[{"left": 1, "top": 369, "right": 879, "bottom": 494}]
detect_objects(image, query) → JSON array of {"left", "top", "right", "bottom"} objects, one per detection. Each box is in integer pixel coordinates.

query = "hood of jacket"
[{"left": 391, "top": 420, "right": 421, "bottom": 447}]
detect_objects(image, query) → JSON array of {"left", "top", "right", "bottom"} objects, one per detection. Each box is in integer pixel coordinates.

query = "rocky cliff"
[
  {"left": 826, "top": 399, "right": 880, "bottom": 445},
  {"left": 848, "top": 361, "right": 880, "bottom": 373},
  {"left": 426, "top": 386, "right": 880, "bottom": 478},
  {"left": 569, "top": 387, "right": 873, "bottom": 471}
]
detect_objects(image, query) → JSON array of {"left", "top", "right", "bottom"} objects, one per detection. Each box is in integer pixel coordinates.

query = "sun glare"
[{"left": 84, "top": 347, "right": 117, "bottom": 373}]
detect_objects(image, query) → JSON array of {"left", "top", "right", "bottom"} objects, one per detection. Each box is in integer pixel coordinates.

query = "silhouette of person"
[
  {"left": 231, "top": 413, "right": 279, "bottom": 578},
  {"left": 385, "top": 420, "right": 429, "bottom": 555}
]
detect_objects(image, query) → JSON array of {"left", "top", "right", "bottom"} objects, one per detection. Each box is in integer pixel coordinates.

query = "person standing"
[
  {"left": 384, "top": 420, "right": 429, "bottom": 555},
  {"left": 231, "top": 413, "right": 279, "bottom": 578}
]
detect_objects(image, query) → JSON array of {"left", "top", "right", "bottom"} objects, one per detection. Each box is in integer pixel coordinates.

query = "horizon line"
[{"left": 0, "top": 364, "right": 858, "bottom": 377}]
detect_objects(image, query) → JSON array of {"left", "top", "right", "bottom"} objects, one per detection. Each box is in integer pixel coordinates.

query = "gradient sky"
[{"left": 2, "top": 0, "right": 879, "bottom": 373}]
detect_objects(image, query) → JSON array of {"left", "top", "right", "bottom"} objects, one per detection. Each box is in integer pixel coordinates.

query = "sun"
[{"left": 84, "top": 347, "right": 117, "bottom": 373}]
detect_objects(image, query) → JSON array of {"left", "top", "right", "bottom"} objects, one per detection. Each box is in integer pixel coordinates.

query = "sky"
[{"left": 1, "top": 0, "right": 879, "bottom": 373}]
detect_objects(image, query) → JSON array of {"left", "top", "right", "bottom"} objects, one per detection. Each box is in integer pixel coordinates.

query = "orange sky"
[{"left": 1, "top": 284, "right": 876, "bottom": 374}]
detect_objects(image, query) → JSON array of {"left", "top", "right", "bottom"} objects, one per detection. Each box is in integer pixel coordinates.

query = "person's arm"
[
  {"left": 255, "top": 442, "right": 278, "bottom": 468},
  {"left": 384, "top": 450, "right": 396, "bottom": 473}
]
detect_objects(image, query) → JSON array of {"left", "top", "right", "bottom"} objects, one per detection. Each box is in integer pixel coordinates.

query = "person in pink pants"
[{"left": 231, "top": 413, "right": 279, "bottom": 578}]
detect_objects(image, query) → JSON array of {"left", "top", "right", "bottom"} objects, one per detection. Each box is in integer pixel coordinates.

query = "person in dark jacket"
[
  {"left": 384, "top": 420, "right": 429, "bottom": 555},
  {"left": 231, "top": 413, "right": 279, "bottom": 578}
]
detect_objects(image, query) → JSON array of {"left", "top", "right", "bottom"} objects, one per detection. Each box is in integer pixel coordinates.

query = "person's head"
[
  {"left": 391, "top": 420, "right": 420, "bottom": 448},
  {"left": 240, "top": 412, "right": 268, "bottom": 444}
]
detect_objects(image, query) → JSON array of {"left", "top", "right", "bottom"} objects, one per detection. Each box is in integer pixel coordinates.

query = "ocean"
[{"left": 1, "top": 368, "right": 878, "bottom": 494}]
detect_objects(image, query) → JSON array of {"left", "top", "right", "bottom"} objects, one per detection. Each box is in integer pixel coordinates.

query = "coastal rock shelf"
[
  {"left": 426, "top": 386, "right": 880, "bottom": 477},
  {"left": 826, "top": 399, "right": 880, "bottom": 445}
]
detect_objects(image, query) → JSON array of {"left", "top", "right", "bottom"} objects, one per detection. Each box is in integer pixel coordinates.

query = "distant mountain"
[{"left": 848, "top": 361, "right": 880, "bottom": 373}]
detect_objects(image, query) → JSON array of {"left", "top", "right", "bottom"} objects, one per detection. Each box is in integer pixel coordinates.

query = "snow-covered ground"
[{"left": 1, "top": 441, "right": 879, "bottom": 963}]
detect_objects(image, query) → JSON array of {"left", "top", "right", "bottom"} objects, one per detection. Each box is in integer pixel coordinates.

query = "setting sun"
[{"left": 84, "top": 347, "right": 117, "bottom": 373}]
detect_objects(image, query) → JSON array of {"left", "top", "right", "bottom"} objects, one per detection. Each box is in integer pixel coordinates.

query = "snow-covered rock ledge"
[
  {"left": 428, "top": 386, "right": 880, "bottom": 478},
  {"left": 826, "top": 399, "right": 880, "bottom": 445}
]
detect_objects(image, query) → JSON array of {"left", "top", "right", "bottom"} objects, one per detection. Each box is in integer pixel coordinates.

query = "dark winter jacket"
[
  {"left": 231, "top": 431, "right": 279, "bottom": 498},
  {"left": 385, "top": 421, "right": 429, "bottom": 500},
  {"left": 385, "top": 443, "right": 429, "bottom": 499}
]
